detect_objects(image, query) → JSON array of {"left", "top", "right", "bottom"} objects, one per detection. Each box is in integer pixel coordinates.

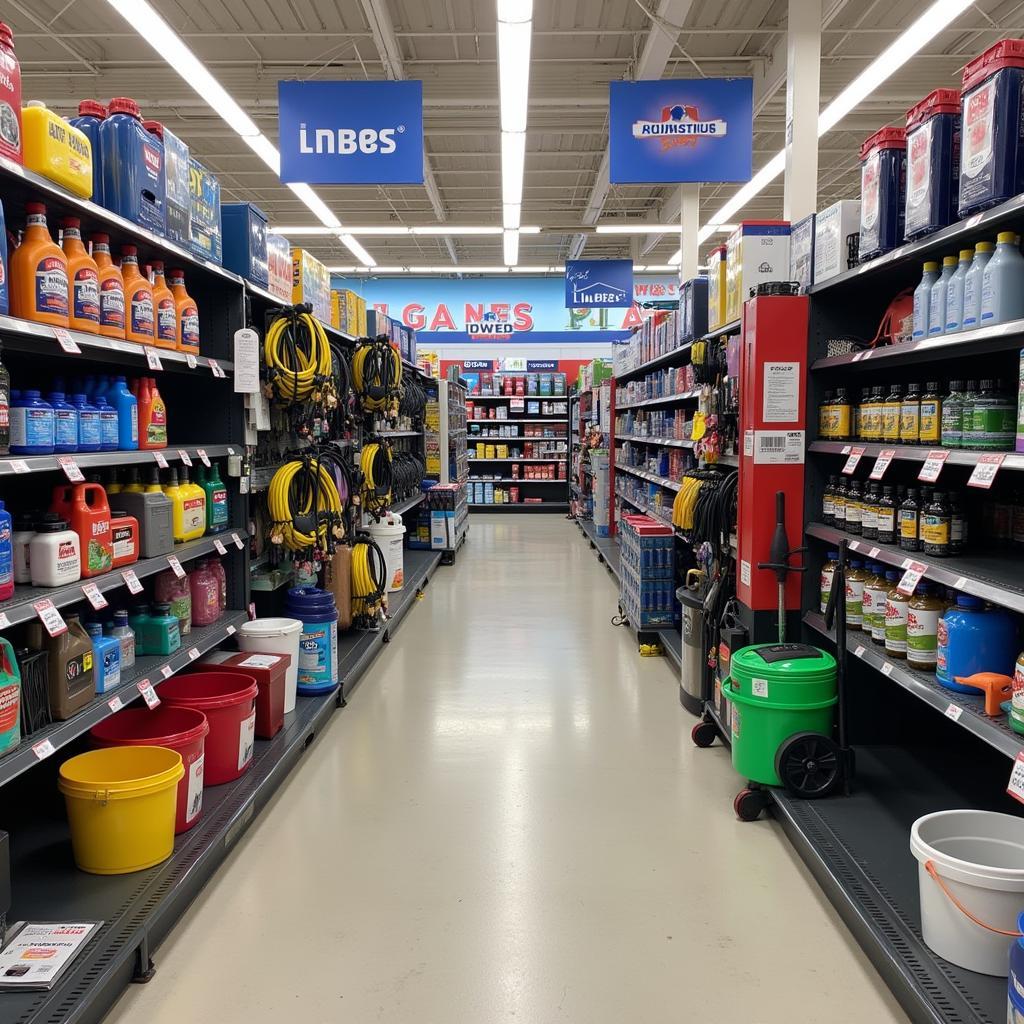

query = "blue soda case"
[
  {"left": 904, "top": 89, "right": 961, "bottom": 240},
  {"left": 148, "top": 120, "right": 190, "bottom": 245},
  {"left": 859, "top": 126, "right": 907, "bottom": 261},
  {"left": 188, "top": 157, "right": 222, "bottom": 265},
  {"left": 222, "top": 202, "right": 268, "bottom": 286}
]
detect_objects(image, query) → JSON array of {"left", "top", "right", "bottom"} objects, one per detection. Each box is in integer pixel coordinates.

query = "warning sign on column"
[
  {"left": 762, "top": 362, "right": 800, "bottom": 422},
  {"left": 753, "top": 430, "right": 805, "bottom": 464}
]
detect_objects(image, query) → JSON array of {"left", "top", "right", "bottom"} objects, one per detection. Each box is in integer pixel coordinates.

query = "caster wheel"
[
  {"left": 733, "top": 788, "right": 767, "bottom": 822},
  {"left": 691, "top": 721, "right": 717, "bottom": 748},
  {"left": 775, "top": 732, "right": 843, "bottom": 799}
]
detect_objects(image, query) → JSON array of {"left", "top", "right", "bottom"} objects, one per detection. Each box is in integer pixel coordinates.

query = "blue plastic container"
[
  {"left": 99, "top": 96, "right": 165, "bottom": 236},
  {"left": 0, "top": 196, "right": 8, "bottom": 316},
  {"left": 95, "top": 396, "right": 118, "bottom": 451},
  {"left": 68, "top": 100, "right": 106, "bottom": 205},
  {"left": 71, "top": 393, "right": 100, "bottom": 453},
  {"left": 859, "top": 126, "right": 907, "bottom": 261},
  {"left": 188, "top": 157, "right": 222, "bottom": 265},
  {"left": 904, "top": 89, "right": 961, "bottom": 240},
  {"left": 959, "top": 41, "right": 1024, "bottom": 216},
  {"left": 144, "top": 120, "right": 190, "bottom": 245},
  {"left": 109, "top": 376, "right": 138, "bottom": 450},
  {"left": 284, "top": 587, "right": 339, "bottom": 694},
  {"left": 1009, "top": 914, "right": 1024, "bottom": 1021},
  {"left": 10, "top": 390, "right": 54, "bottom": 455},
  {"left": 936, "top": 595, "right": 1019, "bottom": 691},
  {"left": 85, "top": 621, "right": 121, "bottom": 694},
  {"left": 0, "top": 501, "right": 12, "bottom": 598},
  {"left": 48, "top": 391, "right": 78, "bottom": 453},
  {"left": 221, "top": 202, "right": 268, "bottom": 286}
]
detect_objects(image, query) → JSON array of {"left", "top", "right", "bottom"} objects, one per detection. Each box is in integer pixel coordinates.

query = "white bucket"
[
  {"left": 368, "top": 513, "right": 406, "bottom": 593},
  {"left": 237, "top": 617, "right": 302, "bottom": 713},
  {"left": 910, "top": 809, "right": 1024, "bottom": 976}
]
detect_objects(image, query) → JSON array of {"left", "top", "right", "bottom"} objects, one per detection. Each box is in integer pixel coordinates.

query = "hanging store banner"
[
  {"left": 277, "top": 80, "right": 424, "bottom": 185},
  {"left": 564, "top": 259, "right": 633, "bottom": 308},
  {"left": 609, "top": 78, "right": 753, "bottom": 184}
]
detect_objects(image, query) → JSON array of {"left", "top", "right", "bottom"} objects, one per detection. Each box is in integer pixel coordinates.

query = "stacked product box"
[
  {"left": 707, "top": 245, "right": 727, "bottom": 329},
  {"left": 680, "top": 277, "right": 708, "bottom": 341},
  {"left": 814, "top": 199, "right": 860, "bottom": 284},
  {"left": 424, "top": 483, "right": 463, "bottom": 548},
  {"left": 292, "top": 248, "right": 331, "bottom": 324},
  {"left": 188, "top": 157, "right": 222, "bottom": 264},
  {"left": 331, "top": 288, "right": 369, "bottom": 336},
  {"left": 724, "top": 221, "right": 792, "bottom": 322},
  {"left": 612, "top": 310, "right": 681, "bottom": 376},
  {"left": 591, "top": 450, "right": 611, "bottom": 536},
  {"left": 579, "top": 358, "right": 613, "bottom": 391},
  {"left": 618, "top": 514, "right": 675, "bottom": 627},
  {"left": 266, "top": 233, "right": 293, "bottom": 301}
]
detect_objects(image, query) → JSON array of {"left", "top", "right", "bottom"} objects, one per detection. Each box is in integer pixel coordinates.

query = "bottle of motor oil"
[
  {"left": 861, "top": 483, "right": 879, "bottom": 540},
  {"left": 882, "top": 383, "right": 903, "bottom": 444},
  {"left": 100, "top": 97, "right": 165, "bottom": 236},
  {"left": 900, "top": 382, "right": 921, "bottom": 443},
  {"left": 85, "top": 621, "right": 120, "bottom": 694},
  {"left": 138, "top": 377, "right": 167, "bottom": 449},
  {"left": 822, "top": 474, "right": 837, "bottom": 526},
  {"left": 904, "top": 89, "right": 962, "bottom": 240},
  {"left": 68, "top": 100, "right": 106, "bottom": 203},
  {"left": 48, "top": 391, "right": 77, "bottom": 453},
  {"left": 919, "top": 381, "right": 943, "bottom": 445},
  {"left": 119, "top": 245, "right": 154, "bottom": 344},
  {"left": 962, "top": 242, "right": 995, "bottom": 330},
  {"left": 11, "top": 202, "right": 68, "bottom": 326},
  {"left": 0, "top": 341, "right": 10, "bottom": 454},
  {"left": 89, "top": 233, "right": 126, "bottom": 340},
  {"left": 150, "top": 261, "right": 177, "bottom": 349},
  {"left": 907, "top": 582, "right": 943, "bottom": 671},
  {"left": 167, "top": 268, "right": 200, "bottom": 354},
  {"left": 820, "top": 550, "right": 840, "bottom": 613},
  {"left": 29, "top": 612, "right": 93, "bottom": 720},
  {"left": 60, "top": 217, "right": 100, "bottom": 334},
  {"left": 885, "top": 580, "right": 911, "bottom": 659},
  {"left": 913, "top": 261, "right": 940, "bottom": 339},
  {"left": 945, "top": 250, "right": 973, "bottom": 333},
  {"left": 876, "top": 485, "right": 897, "bottom": 544},
  {"left": 197, "top": 462, "right": 228, "bottom": 533},
  {"left": 846, "top": 559, "right": 868, "bottom": 630},
  {"left": 863, "top": 563, "right": 888, "bottom": 642},
  {"left": 899, "top": 487, "right": 921, "bottom": 551},
  {"left": 859, "top": 126, "right": 907, "bottom": 261},
  {"left": 921, "top": 490, "right": 951, "bottom": 557},
  {"left": 0, "top": 23, "right": 23, "bottom": 166},
  {"left": 929, "top": 256, "right": 957, "bottom": 336}
]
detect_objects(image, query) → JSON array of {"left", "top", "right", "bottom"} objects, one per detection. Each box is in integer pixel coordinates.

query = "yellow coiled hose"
[
  {"left": 264, "top": 309, "right": 334, "bottom": 404},
  {"left": 352, "top": 338, "right": 402, "bottom": 412},
  {"left": 351, "top": 534, "right": 387, "bottom": 622},
  {"left": 360, "top": 442, "right": 392, "bottom": 515},
  {"left": 267, "top": 458, "right": 343, "bottom": 552},
  {"left": 672, "top": 475, "right": 703, "bottom": 531}
]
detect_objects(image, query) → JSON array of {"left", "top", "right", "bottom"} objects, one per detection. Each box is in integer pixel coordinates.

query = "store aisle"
[{"left": 107, "top": 517, "right": 906, "bottom": 1024}]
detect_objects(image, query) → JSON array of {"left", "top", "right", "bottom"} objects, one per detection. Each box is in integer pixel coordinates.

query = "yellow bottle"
[
  {"left": 163, "top": 467, "right": 204, "bottom": 542},
  {"left": 21, "top": 101, "right": 92, "bottom": 198},
  {"left": 178, "top": 467, "right": 207, "bottom": 538}
]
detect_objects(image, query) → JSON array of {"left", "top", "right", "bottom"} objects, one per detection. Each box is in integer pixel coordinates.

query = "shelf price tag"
[
  {"left": 153, "top": 450, "right": 169, "bottom": 469},
  {"left": 137, "top": 680, "right": 160, "bottom": 709},
  {"left": 145, "top": 347, "right": 163, "bottom": 371},
  {"left": 121, "top": 569, "right": 144, "bottom": 595},
  {"left": 57, "top": 455, "right": 84, "bottom": 482},
  {"left": 107, "top": 694, "right": 124, "bottom": 713},
  {"left": 918, "top": 450, "right": 949, "bottom": 483},
  {"left": 0, "top": 613, "right": 10, "bottom": 630},
  {"left": 32, "top": 737, "right": 56, "bottom": 760},
  {"left": 178, "top": 449, "right": 193, "bottom": 467},
  {"left": 167, "top": 555, "right": 186, "bottom": 579},
  {"left": 187, "top": 647, "right": 200, "bottom": 661},
  {"left": 6, "top": 459, "right": 29, "bottom": 474},
  {"left": 869, "top": 449, "right": 896, "bottom": 480},
  {"left": 197, "top": 448, "right": 211, "bottom": 467},
  {"left": 841, "top": 445, "right": 866, "bottom": 475},
  {"left": 186, "top": 353, "right": 198, "bottom": 369},
  {"left": 53, "top": 327, "right": 81, "bottom": 354},
  {"left": 33, "top": 599, "right": 67, "bottom": 637},
  {"left": 854, "top": 645, "right": 865, "bottom": 658},
  {"left": 944, "top": 703, "right": 964, "bottom": 722},
  {"left": 82, "top": 583, "right": 108, "bottom": 610},
  {"left": 231, "top": 532, "right": 244, "bottom": 550},
  {"left": 968, "top": 452, "right": 1006, "bottom": 489},
  {"left": 897, "top": 561, "right": 928, "bottom": 596},
  {"left": 159, "top": 664, "right": 173, "bottom": 679},
  {"left": 208, "top": 358, "right": 226, "bottom": 379},
  {"left": 213, "top": 538, "right": 227, "bottom": 555},
  {"left": 1008, "top": 752, "right": 1024, "bottom": 805},
  {"left": 226, "top": 624, "right": 236, "bottom": 636},
  {"left": 880, "top": 662, "right": 894, "bottom": 677}
]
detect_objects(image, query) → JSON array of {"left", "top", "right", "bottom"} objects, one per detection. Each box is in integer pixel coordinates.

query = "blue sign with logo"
[
  {"left": 463, "top": 359, "right": 493, "bottom": 370},
  {"left": 609, "top": 78, "right": 753, "bottom": 184},
  {"left": 564, "top": 260, "right": 633, "bottom": 308},
  {"left": 278, "top": 80, "right": 424, "bottom": 185},
  {"left": 527, "top": 360, "right": 557, "bottom": 371}
]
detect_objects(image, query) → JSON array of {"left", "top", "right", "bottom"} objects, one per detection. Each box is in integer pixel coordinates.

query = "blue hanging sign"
[
  {"left": 609, "top": 78, "right": 753, "bottom": 184},
  {"left": 564, "top": 259, "right": 633, "bottom": 308},
  {"left": 463, "top": 359, "right": 494, "bottom": 370},
  {"left": 277, "top": 80, "right": 424, "bottom": 185}
]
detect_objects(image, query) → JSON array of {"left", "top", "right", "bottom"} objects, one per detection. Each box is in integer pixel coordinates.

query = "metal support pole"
[
  {"left": 783, "top": 0, "right": 821, "bottom": 223},
  {"left": 679, "top": 183, "right": 700, "bottom": 281}
]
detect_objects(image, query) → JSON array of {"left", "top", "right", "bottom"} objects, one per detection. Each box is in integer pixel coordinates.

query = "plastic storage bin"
[
  {"left": 904, "top": 89, "right": 961, "bottom": 240},
  {"left": 222, "top": 202, "right": 268, "bottom": 287},
  {"left": 237, "top": 617, "right": 301, "bottom": 713},
  {"left": 859, "top": 126, "right": 907, "bottom": 260}
]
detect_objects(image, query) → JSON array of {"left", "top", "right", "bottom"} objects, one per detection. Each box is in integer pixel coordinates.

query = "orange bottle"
[
  {"left": 60, "top": 217, "right": 100, "bottom": 334},
  {"left": 11, "top": 201, "right": 68, "bottom": 326},
  {"left": 167, "top": 268, "right": 200, "bottom": 354},
  {"left": 138, "top": 376, "right": 167, "bottom": 450},
  {"left": 90, "top": 233, "right": 125, "bottom": 340},
  {"left": 119, "top": 244, "right": 154, "bottom": 345},
  {"left": 149, "top": 261, "right": 177, "bottom": 350}
]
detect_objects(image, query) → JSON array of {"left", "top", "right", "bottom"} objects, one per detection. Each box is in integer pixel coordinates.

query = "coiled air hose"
[
  {"left": 267, "top": 453, "right": 344, "bottom": 553},
  {"left": 351, "top": 532, "right": 387, "bottom": 625},
  {"left": 360, "top": 441, "right": 393, "bottom": 516},
  {"left": 264, "top": 306, "right": 335, "bottom": 406},
  {"left": 353, "top": 336, "right": 402, "bottom": 413}
]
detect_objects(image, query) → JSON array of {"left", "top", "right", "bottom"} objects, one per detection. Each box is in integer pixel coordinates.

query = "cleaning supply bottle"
[
  {"left": 150, "top": 261, "right": 177, "bottom": 350},
  {"left": 155, "top": 569, "right": 191, "bottom": 637},
  {"left": 85, "top": 621, "right": 120, "bottom": 694},
  {"left": 107, "top": 609, "right": 135, "bottom": 672},
  {"left": 164, "top": 468, "right": 204, "bottom": 542},
  {"left": 12, "top": 512, "right": 33, "bottom": 584},
  {"left": 59, "top": 482, "right": 112, "bottom": 577},
  {"left": 962, "top": 241, "right": 995, "bottom": 331},
  {"left": 137, "top": 376, "right": 167, "bottom": 449},
  {"left": 10, "top": 390, "right": 54, "bottom": 455},
  {"left": 128, "top": 604, "right": 149, "bottom": 655},
  {"left": 119, "top": 245, "right": 154, "bottom": 344},
  {"left": 70, "top": 393, "right": 100, "bottom": 453},
  {"left": 94, "top": 396, "right": 118, "bottom": 452},
  {"left": 189, "top": 561, "right": 221, "bottom": 626},
  {"left": 142, "top": 602, "right": 180, "bottom": 656},
  {"left": 928, "top": 256, "right": 957, "bottom": 336},
  {"left": 0, "top": 500, "right": 12, "bottom": 601},
  {"left": 981, "top": 232, "right": 1024, "bottom": 325},
  {"left": 912, "top": 261, "right": 940, "bottom": 339},
  {"left": 28, "top": 513, "right": 79, "bottom": 586},
  {"left": 108, "top": 375, "right": 138, "bottom": 450},
  {"left": 945, "top": 249, "right": 973, "bottom": 333},
  {"left": 89, "top": 233, "right": 125, "bottom": 340},
  {"left": 32, "top": 612, "right": 93, "bottom": 720},
  {"left": 0, "top": 23, "right": 23, "bottom": 166},
  {"left": 0, "top": 636, "right": 21, "bottom": 755},
  {"left": 11, "top": 202, "right": 69, "bottom": 327},
  {"left": 60, "top": 217, "right": 100, "bottom": 334},
  {"left": 179, "top": 466, "right": 206, "bottom": 537},
  {"left": 198, "top": 462, "right": 228, "bottom": 533},
  {"left": 68, "top": 100, "right": 106, "bottom": 203},
  {"left": 0, "top": 341, "right": 9, "bottom": 453},
  {"left": 48, "top": 391, "right": 77, "bottom": 453},
  {"left": 167, "top": 268, "right": 200, "bottom": 354},
  {"left": 100, "top": 97, "right": 165, "bottom": 236}
]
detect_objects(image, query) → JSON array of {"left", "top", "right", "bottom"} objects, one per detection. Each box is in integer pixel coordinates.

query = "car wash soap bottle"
[
  {"left": 89, "top": 233, "right": 125, "bottom": 340},
  {"left": 981, "top": 231, "right": 1024, "bottom": 326},
  {"left": 137, "top": 377, "right": 167, "bottom": 449},
  {"left": 11, "top": 202, "right": 68, "bottom": 327},
  {"left": 198, "top": 462, "right": 228, "bottom": 533},
  {"left": 962, "top": 241, "right": 995, "bottom": 331},
  {"left": 150, "top": 261, "right": 177, "bottom": 350},
  {"left": 119, "top": 245, "right": 154, "bottom": 344},
  {"left": 109, "top": 375, "right": 138, "bottom": 450},
  {"left": 167, "top": 268, "right": 200, "bottom": 354},
  {"left": 60, "top": 217, "right": 100, "bottom": 334}
]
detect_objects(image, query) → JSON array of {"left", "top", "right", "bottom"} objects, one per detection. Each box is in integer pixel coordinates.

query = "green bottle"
[
  {"left": 197, "top": 463, "right": 229, "bottom": 533},
  {"left": 142, "top": 602, "right": 181, "bottom": 656}
]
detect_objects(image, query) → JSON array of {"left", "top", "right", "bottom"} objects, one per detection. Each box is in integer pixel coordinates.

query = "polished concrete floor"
[{"left": 108, "top": 516, "right": 906, "bottom": 1024}]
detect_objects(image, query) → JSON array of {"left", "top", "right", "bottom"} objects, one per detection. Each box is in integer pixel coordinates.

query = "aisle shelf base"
[
  {"left": 468, "top": 502, "right": 568, "bottom": 512},
  {"left": 1, "top": 443, "right": 242, "bottom": 478},
  {"left": 577, "top": 519, "right": 620, "bottom": 583}
]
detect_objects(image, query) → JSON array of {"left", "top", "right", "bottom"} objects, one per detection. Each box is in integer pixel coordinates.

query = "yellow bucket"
[{"left": 58, "top": 746, "right": 184, "bottom": 875}]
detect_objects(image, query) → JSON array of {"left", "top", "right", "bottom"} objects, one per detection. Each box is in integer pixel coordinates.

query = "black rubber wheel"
[
  {"left": 775, "top": 732, "right": 843, "bottom": 799},
  {"left": 733, "top": 788, "right": 766, "bottom": 822},
  {"left": 691, "top": 721, "right": 717, "bottom": 748}
]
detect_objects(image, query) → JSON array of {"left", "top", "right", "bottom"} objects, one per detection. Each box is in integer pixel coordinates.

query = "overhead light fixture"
[
  {"left": 511, "top": 265, "right": 565, "bottom": 272},
  {"left": 337, "top": 226, "right": 410, "bottom": 236},
  {"left": 411, "top": 226, "right": 501, "bottom": 235},
  {"left": 503, "top": 204, "right": 522, "bottom": 230},
  {"left": 501, "top": 132, "right": 526, "bottom": 207},
  {"left": 243, "top": 134, "right": 281, "bottom": 175},
  {"left": 595, "top": 224, "right": 678, "bottom": 234},
  {"left": 270, "top": 226, "right": 335, "bottom": 236},
  {"left": 497, "top": 0, "right": 532, "bottom": 261},
  {"left": 503, "top": 229, "right": 520, "bottom": 266},
  {"left": 714, "top": 224, "right": 737, "bottom": 233},
  {"left": 336, "top": 233, "right": 376, "bottom": 267}
]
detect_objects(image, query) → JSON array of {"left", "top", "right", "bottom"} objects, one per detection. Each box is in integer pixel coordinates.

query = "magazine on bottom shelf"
[{"left": 0, "top": 922, "right": 101, "bottom": 990}]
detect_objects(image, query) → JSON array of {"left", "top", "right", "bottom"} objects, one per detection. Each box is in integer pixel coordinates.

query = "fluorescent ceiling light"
[
  {"left": 412, "top": 226, "right": 501, "bottom": 235},
  {"left": 643, "top": 264, "right": 681, "bottom": 272},
  {"left": 511, "top": 265, "right": 565, "bottom": 272},
  {"left": 503, "top": 229, "right": 520, "bottom": 266},
  {"left": 337, "top": 233, "right": 376, "bottom": 267},
  {"left": 244, "top": 134, "right": 280, "bottom": 174},
  {"left": 503, "top": 204, "right": 521, "bottom": 230},
  {"left": 339, "top": 226, "right": 410, "bottom": 236},
  {"left": 714, "top": 225, "right": 737, "bottom": 233},
  {"left": 497, "top": 0, "right": 533, "bottom": 20},
  {"left": 596, "top": 224, "right": 678, "bottom": 234},
  {"left": 410, "top": 266, "right": 513, "bottom": 273},
  {"left": 287, "top": 183, "right": 341, "bottom": 229},
  {"left": 497, "top": 1, "right": 531, "bottom": 267},
  {"left": 519, "top": 226, "right": 541, "bottom": 235},
  {"left": 497, "top": 18, "right": 531, "bottom": 133},
  {"left": 271, "top": 226, "right": 335, "bottom": 236},
  {"left": 501, "top": 132, "right": 526, "bottom": 206}
]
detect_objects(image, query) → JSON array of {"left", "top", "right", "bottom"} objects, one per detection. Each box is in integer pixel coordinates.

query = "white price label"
[
  {"left": 968, "top": 452, "right": 1006, "bottom": 489},
  {"left": 160, "top": 664, "right": 173, "bottom": 679},
  {"left": 740, "top": 560, "right": 751, "bottom": 586},
  {"left": 227, "top": 447, "right": 236, "bottom": 456},
  {"left": 881, "top": 662, "right": 894, "bottom": 676},
  {"left": 226, "top": 624, "right": 236, "bottom": 636},
  {"left": 32, "top": 738, "right": 56, "bottom": 760},
  {"left": 231, "top": 532, "right": 244, "bottom": 550},
  {"left": 209, "top": 358, "right": 226, "bottom": 379},
  {"left": 944, "top": 703, "right": 964, "bottom": 722},
  {"left": 167, "top": 555, "right": 186, "bottom": 579},
  {"left": 954, "top": 576, "right": 968, "bottom": 591},
  {"left": 82, "top": 583, "right": 108, "bottom": 610},
  {"left": 868, "top": 547, "right": 880, "bottom": 559},
  {"left": 178, "top": 449, "right": 193, "bottom": 467},
  {"left": 53, "top": 327, "right": 81, "bottom": 354},
  {"left": 107, "top": 695, "right": 124, "bottom": 713},
  {"left": 137, "top": 680, "right": 160, "bottom": 708},
  {"left": 153, "top": 450, "right": 169, "bottom": 469},
  {"left": 840, "top": 445, "right": 851, "bottom": 455},
  {"left": 854, "top": 645, "right": 866, "bottom": 658},
  {"left": 0, "top": 613, "right": 10, "bottom": 629},
  {"left": 6, "top": 459, "right": 29, "bottom": 474},
  {"left": 918, "top": 450, "right": 949, "bottom": 483},
  {"left": 186, "top": 353, "right": 198, "bottom": 369},
  {"left": 145, "top": 347, "right": 163, "bottom": 371},
  {"left": 897, "top": 561, "right": 928, "bottom": 596},
  {"left": 33, "top": 599, "right": 66, "bottom": 637},
  {"left": 57, "top": 455, "right": 84, "bottom": 482},
  {"left": 841, "top": 445, "right": 866, "bottom": 475},
  {"left": 213, "top": 538, "right": 227, "bottom": 555},
  {"left": 197, "top": 448, "right": 211, "bottom": 467},
  {"left": 121, "top": 569, "right": 144, "bottom": 594},
  {"left": 187, "top": 647, "right": 200, "bottom": 661},
  {"left": 869, "top": 449, "right": 896, "bottom": 480},
  {"left": 1008, "top": 752, "right": 1024, "bottom": 804}
]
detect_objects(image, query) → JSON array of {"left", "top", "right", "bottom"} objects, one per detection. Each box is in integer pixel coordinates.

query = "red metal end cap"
[
  {"left": 77, "top": 100, "right": 107, "bottom": 119},
  {"left": 108, "top": 97, "right": 140, "bottom": 118}
]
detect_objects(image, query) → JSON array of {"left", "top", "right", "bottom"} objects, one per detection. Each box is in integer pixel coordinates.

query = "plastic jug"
[
  {"left": 89, "top": 233, "right": 126, "bottom": 340},
  {"left": 928, "top": 256, "right": 957, "bottom": 336},
  {"left": 167, "top": 269, "right": 200, "bottom": 354},
  {"left": 94, "top": 397, "right": 118, "bottom": 451},
  {"left": 980, "top": 231, "right": 1024, "bottom": 326},
  {"left": 85, "top": 621, "right": 120, "bottom": 694},
  {"left": 109, "top": 376, "right": 138, "bottom": 450},
  {"left": 962, "top": 241, "right": 995, "bottom": 331},
  {"left": 189, "top": 561, "right": 221, "bottom": 626},
  {"left": 112, "top": 488, "right": 173, "bottom": 557},
  {"left": 11, "top": 201, "right": 69, "bottom": 327},
  {"left": 119, "top": 245, "right": 154, "bottom": 343},
  {"left": 142, "top": 602, "right": 180, "bottom": 656},
  {"left": 100, "top": 96, "right": 165, "bottom": 236},
  {"left": 149, "top": 261, "right": 177, "bottom": 349},
  {"left": 0, "top": 198, "right": 9, "bottom": 316},
  {"left": 68, "top": 100, "right": 106, "bottom": 203},
  {"left": 0, "top": 636, "right": 21, "bottom": 754},
  {"left": 0, "top": 23, "right": 24, "bottom": 166},
  {"left": 70, "top": 393, "right": 100, "bottom": 452},
  {"left": 137, "top": 377, "right": 167, "bottom": 449},
  {"left": 197, "top": 462, "right": 228, "bottom": 532},
  {"left": 904, "top": 89, "right": 961, "bottom": 240},
  {"left": 128, "top": 604, "right": 149, "bottom": 656},
  {"left": 29, "top": 613, "right": 94, "bottom": 720},
  {"left": 0, "top": 499, "right": 12, "bottom": 601},
  {"left": 107, "top": 609, "right": 135, "bottom": 672},
  {"left": 53, "top": 482, "right": 113, "bottom": 578},
  {"left": 155, "top": 569, "right": 191, "bottom": 637},
  {"left": 12, "top": 512, "right": 33, "bottom": 584},
  {"left": 944, "top": 250, "right": 973, "bottom": 333},
  {"left": 179, "top": 467, "right": 206, "bottom": 536},
  {"left": 163, "top": 467, "right": 204, "bottom": 542},
  {"left": 109, "top": 511, "right": 139, "bottom": 567},
  {"left": 859, "top": 126, "right": 907, "bottom": 261},
  {"left": 21, "top": 101, "right": 92, "bottom": 198},
  {"left": 60, "top": 217, "right": 100, "bottom": 333},
  {"left": 937, "top": 594, "right": 1019, "bottom": 690},
  {"left": 28, "top": 513, "right": 80, "bottom": 586},
  {"left": 48, "top": 391, "right": 77, "bottom": 453},
  {"left": 10, "top": 390, "right": 53, "bottom": 455}
]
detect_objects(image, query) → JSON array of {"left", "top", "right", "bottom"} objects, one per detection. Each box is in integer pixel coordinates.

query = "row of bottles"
[
  {"left": 819, "top": 379, "right": 1015, "bottom": 450},
  {"left": 108, "top": 464, "right": 229, "bottom": 540}
]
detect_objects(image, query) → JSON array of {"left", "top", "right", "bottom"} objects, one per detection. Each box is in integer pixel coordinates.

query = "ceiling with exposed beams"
[{"left": 4, "top": 0, "right": 1024, "bottom": 273}]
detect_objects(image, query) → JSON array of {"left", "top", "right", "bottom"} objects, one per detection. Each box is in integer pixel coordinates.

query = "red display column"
[{"left": 736, "top": 295, "right": 809, "bottom": 642}]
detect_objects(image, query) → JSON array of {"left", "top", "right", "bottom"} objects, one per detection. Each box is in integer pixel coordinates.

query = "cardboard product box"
[
  {"left": 345, "top": 291, "right": 360, "bottom": 337},
  {"left": 430, "top": 510, "right": 456, "bottom": 549},
  {"left": 790, "top": 213, "right": 815, "bottom": 292},
  {"left": 291, "top": 248, "right": 331, "bottom": 324},
  {"left": 188, "top": 157, "right": 222, "bottom": 264},
  {"left": 222, "top": 202, "right": 268, "bottom": 287},
  {"left": 725, "top": 221, "right": 791, "bottom": 323},
  {"left": 680, "top": 277, "right": 709, "bottom": 341},
  {"left": 330, "top": 289, "right": 347, "bottom": 332},
  {"left": 707, "top": 245, "right": 727, "bottom": 330},
  {"left": 160, "top": 123, "right": 191, "bottom": 246},
  {"left": 814, "top": 199, "right": 861, "bottom": 284},
  {"left": 266, "top": 233, "right": 292, "bottom": 301},
  {"left": 356, "top": 295, "right": 367, "bottom": 337}
]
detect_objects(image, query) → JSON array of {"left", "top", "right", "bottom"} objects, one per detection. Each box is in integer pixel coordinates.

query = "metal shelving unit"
[
  {"left": 809, "top": 439, "right": 1024, "bottom": 472},
  {"left": 616, "top": 389, "right": 699, "bottom": 410}
]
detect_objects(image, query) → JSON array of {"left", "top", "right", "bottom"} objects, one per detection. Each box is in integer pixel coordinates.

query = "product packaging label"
[
  {"left": 186, "top": 752, "right": 204, "bottom": 823},
  {"left": 907, "top": 606, "right": 940, "bottom": 665},
  {"left": 181, "top": 307, "right": 200, "bottom": 349},
  {"left": 72, "top": 267, "right": 100, "bottom": 322},
  {"left": 962, "top": 80, "right": 995, "bottom": 186},
  {"left": 860, "top": 150, "right": 881, "bottom": 244},
  {"left": 35, "top": 256, "right": 69, "bottom": 317},
  {"left": 100, "top": 277, "right": 125, "bottom": 329},
  {"left": 237, "top": 710, "right": 255, "bottom": 770},
  {"left": 156, "top": 297, "right": 176, "bottom": 342},
  {"left": 11, "top": 406, "right": 53, "bottom": 448},
  {"left": 905, "top": 119, "right": 933, "bottom": 233},
  {"left": 885, "top": 598, "right": 909, "bottom": 652},
  {"left": 130, "top": 288, "right": 154, "bottom": 336}
]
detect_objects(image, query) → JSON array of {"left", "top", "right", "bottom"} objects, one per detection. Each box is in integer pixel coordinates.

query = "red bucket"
[
  {"left": 158, "top": 672, "right": 258, "bottom": 785},
  {"left": 89, "top": 706, "right": 209, "bottom": 833}
]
